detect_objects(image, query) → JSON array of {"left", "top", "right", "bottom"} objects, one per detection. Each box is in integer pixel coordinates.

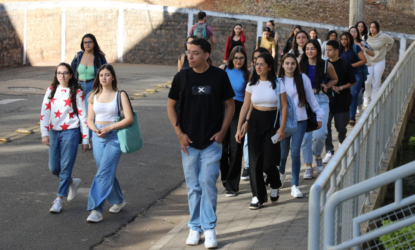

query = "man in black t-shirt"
[
  {"left": 167, "top": 38, "right": 235, "bottom": 248},
  {"left": 323, "top": 40, "right": 357, "bottom": 164}
]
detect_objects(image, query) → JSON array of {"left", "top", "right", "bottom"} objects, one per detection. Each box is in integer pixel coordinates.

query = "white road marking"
[{"left": 0, "top": 99, "right": 27, "bottom": 105}]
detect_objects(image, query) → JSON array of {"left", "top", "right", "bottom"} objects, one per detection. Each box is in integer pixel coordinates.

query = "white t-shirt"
[
  {"left": 283, "top": 74, "right": 324, "bottom": 122},
  {"left": 245, "top": 80, "right": 286, "bottom": 108}
]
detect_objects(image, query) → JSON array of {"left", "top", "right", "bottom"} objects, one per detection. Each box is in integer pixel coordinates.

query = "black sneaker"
[
  {"left": 270, "top": 189, "right": 280, "bottom": 203},
  {"left": 225, "top": 191, "right": 237, "bottom": 197},
  {"left": 222, "top": 181, "right": 226, "bottom": 187},
  {"left": 249, "top": 197, "right": 262, "bottom": 210},
  {"left": 241, "top": 168, "right": 249, "bottom": 180}
]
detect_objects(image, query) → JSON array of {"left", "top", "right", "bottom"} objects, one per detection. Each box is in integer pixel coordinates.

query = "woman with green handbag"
[{"left": 86, "top": 64, "right": 134, "bottom": 223}]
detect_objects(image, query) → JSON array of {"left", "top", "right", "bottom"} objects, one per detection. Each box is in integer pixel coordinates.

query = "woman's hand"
[
  {"left": 241, "top": 122, "right": 248, "bottom": 136},
  {"left": 96, "top": 129, "right": 105, "bottom": 138},
  {"left": 98, "top": 126, "right": 113, "bottom": 136},
  {"left": 42, "top": 136, "right": 50, "bottom": 147},
  {"left": 82, "top": 144, "right": 89, "bottom": 152},
  {"left": 317, "top": 121, "right": 322, "bottom": 130},
  {"left": 275, "top": 128, "right": 285, "bottom": 143},
  {"left": 235, "top": 128, "right": 246, "bottom": 144}
]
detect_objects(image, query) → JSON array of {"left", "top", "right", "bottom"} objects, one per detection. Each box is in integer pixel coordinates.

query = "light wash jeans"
[
  {"left": 243, "top": 133, "right": 249, "bottom": 168},
  {"left": 302, "top": 93, "right": 330, "bottom": 164},
  {"left": 49, "top": 128, "right": 79, "bottom": 197},
  {"left": 279, "top": 120, "right": 307, "bottom": 186},
  {"left": 350, "top": 69, "right": 363, "bottom": 120},
  {"left": 182, "top": 141, "right": 222, "bottom": 234},
  {"left": 88, "top": 123, "right": 124, "bottom": 213},
  {"left": 79, "top": 79, "right": 94, "bottom": 138},
  {"left": 364, "top": 60, "right": 386, "bottom": 101}
]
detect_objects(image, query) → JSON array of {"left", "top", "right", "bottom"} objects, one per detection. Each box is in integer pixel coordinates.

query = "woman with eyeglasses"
[
  {"left": 178, "top": 36, "right": 197, "bottom": 71},
  {"left": 236, "top": 53, "right": 288, "bottom": 210},
  {"left": 71, "top": 34, "right": 107, "bottom": 148},
  {"left": 219, "top": 46, "right": 250, "bottom": 197},
  {"left": 40, "top": 63, "right": 89, "bottom": 213},
  {"left": 223, "top": 24, "right": 246, "bottom": 64}
]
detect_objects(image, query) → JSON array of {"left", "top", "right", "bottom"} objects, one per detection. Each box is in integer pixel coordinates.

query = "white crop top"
[
  {"left": 245, "top": 80, "right": 286, "bottom": 107},
  {"left": 93, "top": 93, "right": 119, "bottom": 122}
]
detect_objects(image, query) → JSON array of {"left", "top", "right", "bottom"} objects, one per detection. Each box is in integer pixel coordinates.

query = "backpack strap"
[
  {"left": 176, "top": 68, "right": 188, "bottom": 126},
  {"left": 258, "top": 37, "right": 262, "bottom": 48}
]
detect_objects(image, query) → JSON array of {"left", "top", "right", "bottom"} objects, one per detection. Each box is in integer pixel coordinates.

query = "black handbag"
[{"left": 305, "top": 100, "right": 319, "bottom": 132}]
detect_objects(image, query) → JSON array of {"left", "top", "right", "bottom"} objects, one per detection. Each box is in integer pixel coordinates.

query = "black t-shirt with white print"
[{"left": 168, "top": 66, "right": 235, "bottom": 150}]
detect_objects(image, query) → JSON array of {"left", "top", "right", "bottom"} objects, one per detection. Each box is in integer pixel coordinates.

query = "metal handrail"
[{"left": 308, "top": 41, "right": 415, "bottom": 250}]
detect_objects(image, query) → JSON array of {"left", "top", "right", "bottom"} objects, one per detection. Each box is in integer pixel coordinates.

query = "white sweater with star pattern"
[{"left": 40, "top": 85, "right": 89, "bottom": 144}]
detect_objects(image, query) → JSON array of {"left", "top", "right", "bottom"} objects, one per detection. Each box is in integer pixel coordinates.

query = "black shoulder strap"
[
  {"left": 175, "top": 68, "right": 188, "bottom": 126},
  {"left": 258, "top": 37, "right": 262, "bottom": 47},
  {"left": 117, "top": 90, "right": 134, "bottom": 119}
]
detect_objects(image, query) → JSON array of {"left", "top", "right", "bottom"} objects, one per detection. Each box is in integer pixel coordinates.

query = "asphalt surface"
[{"left": 0, "top": 64, "right": 185, "bottom": 250}]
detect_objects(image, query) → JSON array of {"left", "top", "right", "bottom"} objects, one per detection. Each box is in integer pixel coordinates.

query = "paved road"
[{"left": 0, "top": 64, "right": 185, "bottom": 249}]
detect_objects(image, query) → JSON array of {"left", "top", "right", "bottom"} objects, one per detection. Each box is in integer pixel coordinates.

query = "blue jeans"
[
  {"left": 79, "top": 79, "right": 94, "bottom": 138},
  {"left": 243, "top": 133, "right": 249, "bottom": 168},
  {"left": 49, "top": 129, "right": 79, "bottom": 197},
  {"left": 350, "top": 70, "right": 363, "bottom": 120},
  {"left": 279, "top": 120, "right": 307, "bottom": 186},
  {"left": 88, "top": 123, "right": 124, "bottom": 213},
  {"left": 182, "top": 141, "right": 222, "bottom": 234},
  {"left": 302, "top": 93, "right": 330, "bottom": 164}
]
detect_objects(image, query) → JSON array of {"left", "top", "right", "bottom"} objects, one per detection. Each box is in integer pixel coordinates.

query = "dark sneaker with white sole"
[
  {"left": 249, "top": 196, "right": 262, "bottom": 210},
  {"left": 225, "top": 191, "right": 236, "bottom": 197},
  {"left": 241, "top": 168, "right": 249, "bottom": 180}
]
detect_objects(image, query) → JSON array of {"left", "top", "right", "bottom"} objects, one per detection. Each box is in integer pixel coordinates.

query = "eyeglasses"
[
  {"left": 57, "top": 72, "right": 70, "bottom": 76},
  {"left": 83, "top": 41, "right": 93, "bottom": 45},
  {"left": 233, "top": 57, "right": 245, "bottom": 62},
  {"left": 185, "top": 51, "right": 200, "bottom": 57}
]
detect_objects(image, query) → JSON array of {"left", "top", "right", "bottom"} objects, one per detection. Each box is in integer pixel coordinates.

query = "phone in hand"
[{"left": 271, "top": 134, "right": 279, "bottom": 144}]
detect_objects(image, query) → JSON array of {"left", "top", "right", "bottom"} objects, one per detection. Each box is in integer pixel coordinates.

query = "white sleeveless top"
[{"left": 93, "top": 93, "right": 118, "bottom": 122}]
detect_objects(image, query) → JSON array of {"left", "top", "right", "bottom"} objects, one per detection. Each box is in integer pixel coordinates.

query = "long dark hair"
[
  {"left": 355, "top": 21, "right": 368, "bottom": 40},
  {"left": 278, "top": 53, "right": 306, "bottom": 107},
  {"left": 88, "top": 64, "right": 118, "bottom": 104},
  {"left": 251, "top": 47, "right": 270, "bottom": 63},
  {"left": 310, "top": 29, "right": 319, "bottom": 39},
  {"left": 228, "top": 46, "right": 250, "bottom": 86},
  {"left": 81, "top": 34, "right": 106, "bottom": 69},
  {"left": 49, "top": 63, "right": 82, "bottom": 114},
  {"left": 289, "top": 25, "right": 302, "bottom": 38},
  {"left": 349, "top": 26, "right": 362, "bottom": 43},
  {"left": 369, "top": 21, "right": 380, "bottom": 37},
  {"left": 231, "top": 24, "right": 243, "bottom": 37},
  {"left": 339, "top": 32, "right": 355, "bottom": 58},
  {"left": 325, "top": 30, "right": 338, "bottom": 41},
  {"left": 250, "top": 53, "right": 277, "bottom": 89},
  {"left": 268, "top": 20, "right": 276, "bottom": 30},
  {"left": 300, "top": 39, "right": 325, "bottom": 94},
  {"left": 292, "top": 30, "right": 309, "bottom": 58}
]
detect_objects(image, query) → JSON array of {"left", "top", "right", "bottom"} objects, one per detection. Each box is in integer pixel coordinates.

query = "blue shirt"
[
  {"left": 307, "top": 64, "right": 323, "bottom": 88},
  {"left": 341, "top": 44, "right": 362, "bottom": 66},
  {"left": 226, "top": 67, "right": 245, "bottom": 102}
]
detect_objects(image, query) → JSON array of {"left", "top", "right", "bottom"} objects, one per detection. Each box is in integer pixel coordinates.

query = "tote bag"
[{"left": 115, "top": 90, "right": 143, "bottom": 153}]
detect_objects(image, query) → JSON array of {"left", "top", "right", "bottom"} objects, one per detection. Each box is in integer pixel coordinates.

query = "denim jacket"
[{"left": 71, "top": 51, "right": 107, "bottom": 80}]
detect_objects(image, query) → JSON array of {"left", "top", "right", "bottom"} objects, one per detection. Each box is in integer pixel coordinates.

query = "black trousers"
[
  {"left": 220, "top": 100, "right": 244, "bottom": 192},
  {"left": 248, "top": 108, "right": 282, "bottom": 204},
  {"left": 325, "top": 111, "right": 349, "bottom": 153}
]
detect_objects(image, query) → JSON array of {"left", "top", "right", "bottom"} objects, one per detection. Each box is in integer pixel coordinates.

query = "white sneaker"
[
  {"left": 204, "top": 229, "right": 218, "bottom": 249},
  {"left": 363, "top": 97, "right": 370, "bottom": 107},
  {"left": 87, "top": 210, "right": 103, "bottom": 223},
  {"left": 323, "top": 151, "right": 333, "bottom": 164},
  {"left": 303, "top": 166, "right": 313, "bottom": 179},
  {"left": 280, "top": 173, "right": 286, "bottom": 188},
  {"left": 67, "top": 178, "right": 81, "bottom": 202},
  {"left": 186, "top": 229, "right": 201, "bottom": 246},
  {"left": 291, "top": 185, "right": 303, "bottom": 198},
  {"left": 356, "top": 105, "right": 362, "bottom": 114},
  {"left": 109, "top": 201, "right": 126, "bottom": 213},
  {"left": 49, "top": 197, "right": 62, "bottom": 213},
  {"left": 339, "top": 142, "right": 342, "bottom": 149}
]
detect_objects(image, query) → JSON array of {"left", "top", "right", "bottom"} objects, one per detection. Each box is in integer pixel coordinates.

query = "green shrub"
[
  {"left": 378, "top": 220, "right": 415, "bottom": 249},
  {"left": 409, "top": 136, "right": 415, "bottom": 148}
]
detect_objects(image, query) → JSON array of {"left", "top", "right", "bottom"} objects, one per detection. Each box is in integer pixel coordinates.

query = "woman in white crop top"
[
  {"left": 40, "top": 62, "right": 89, "bottom": 213},
  {"left": 86, "top": 64, "right": 133, "bottom": 223},
  {"left": 276, "top": 54, "right": 323, "bottom": 198},
  {"left": 235, "top": 53, "right": 288, "bottom": 210}
]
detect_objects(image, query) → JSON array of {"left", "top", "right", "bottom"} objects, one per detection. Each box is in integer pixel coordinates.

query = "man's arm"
[
  {"left": 210, "top": 98, "right": 234, "bottom": 143},
  {"left": 167, "top": 98, "right": 193, "bottom": 155}
]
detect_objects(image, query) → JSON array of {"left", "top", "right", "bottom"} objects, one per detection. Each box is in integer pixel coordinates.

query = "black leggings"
[
  {"left": 220, "top": 100, "right": 244, "bottom": 192},
  {"left": 248, "top": 108, "right": 282, "bottom": 204}
]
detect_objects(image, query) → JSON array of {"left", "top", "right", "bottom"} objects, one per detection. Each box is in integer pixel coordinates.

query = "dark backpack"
[
  {"left": 193, "top": 23, "right": 208, "bottom": 40},
  {"left": 352, "top": 44, "right": 369, "bottom": 82},
  {"left": 175, "top": 68, "right": 189, "bottom": 126}
]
